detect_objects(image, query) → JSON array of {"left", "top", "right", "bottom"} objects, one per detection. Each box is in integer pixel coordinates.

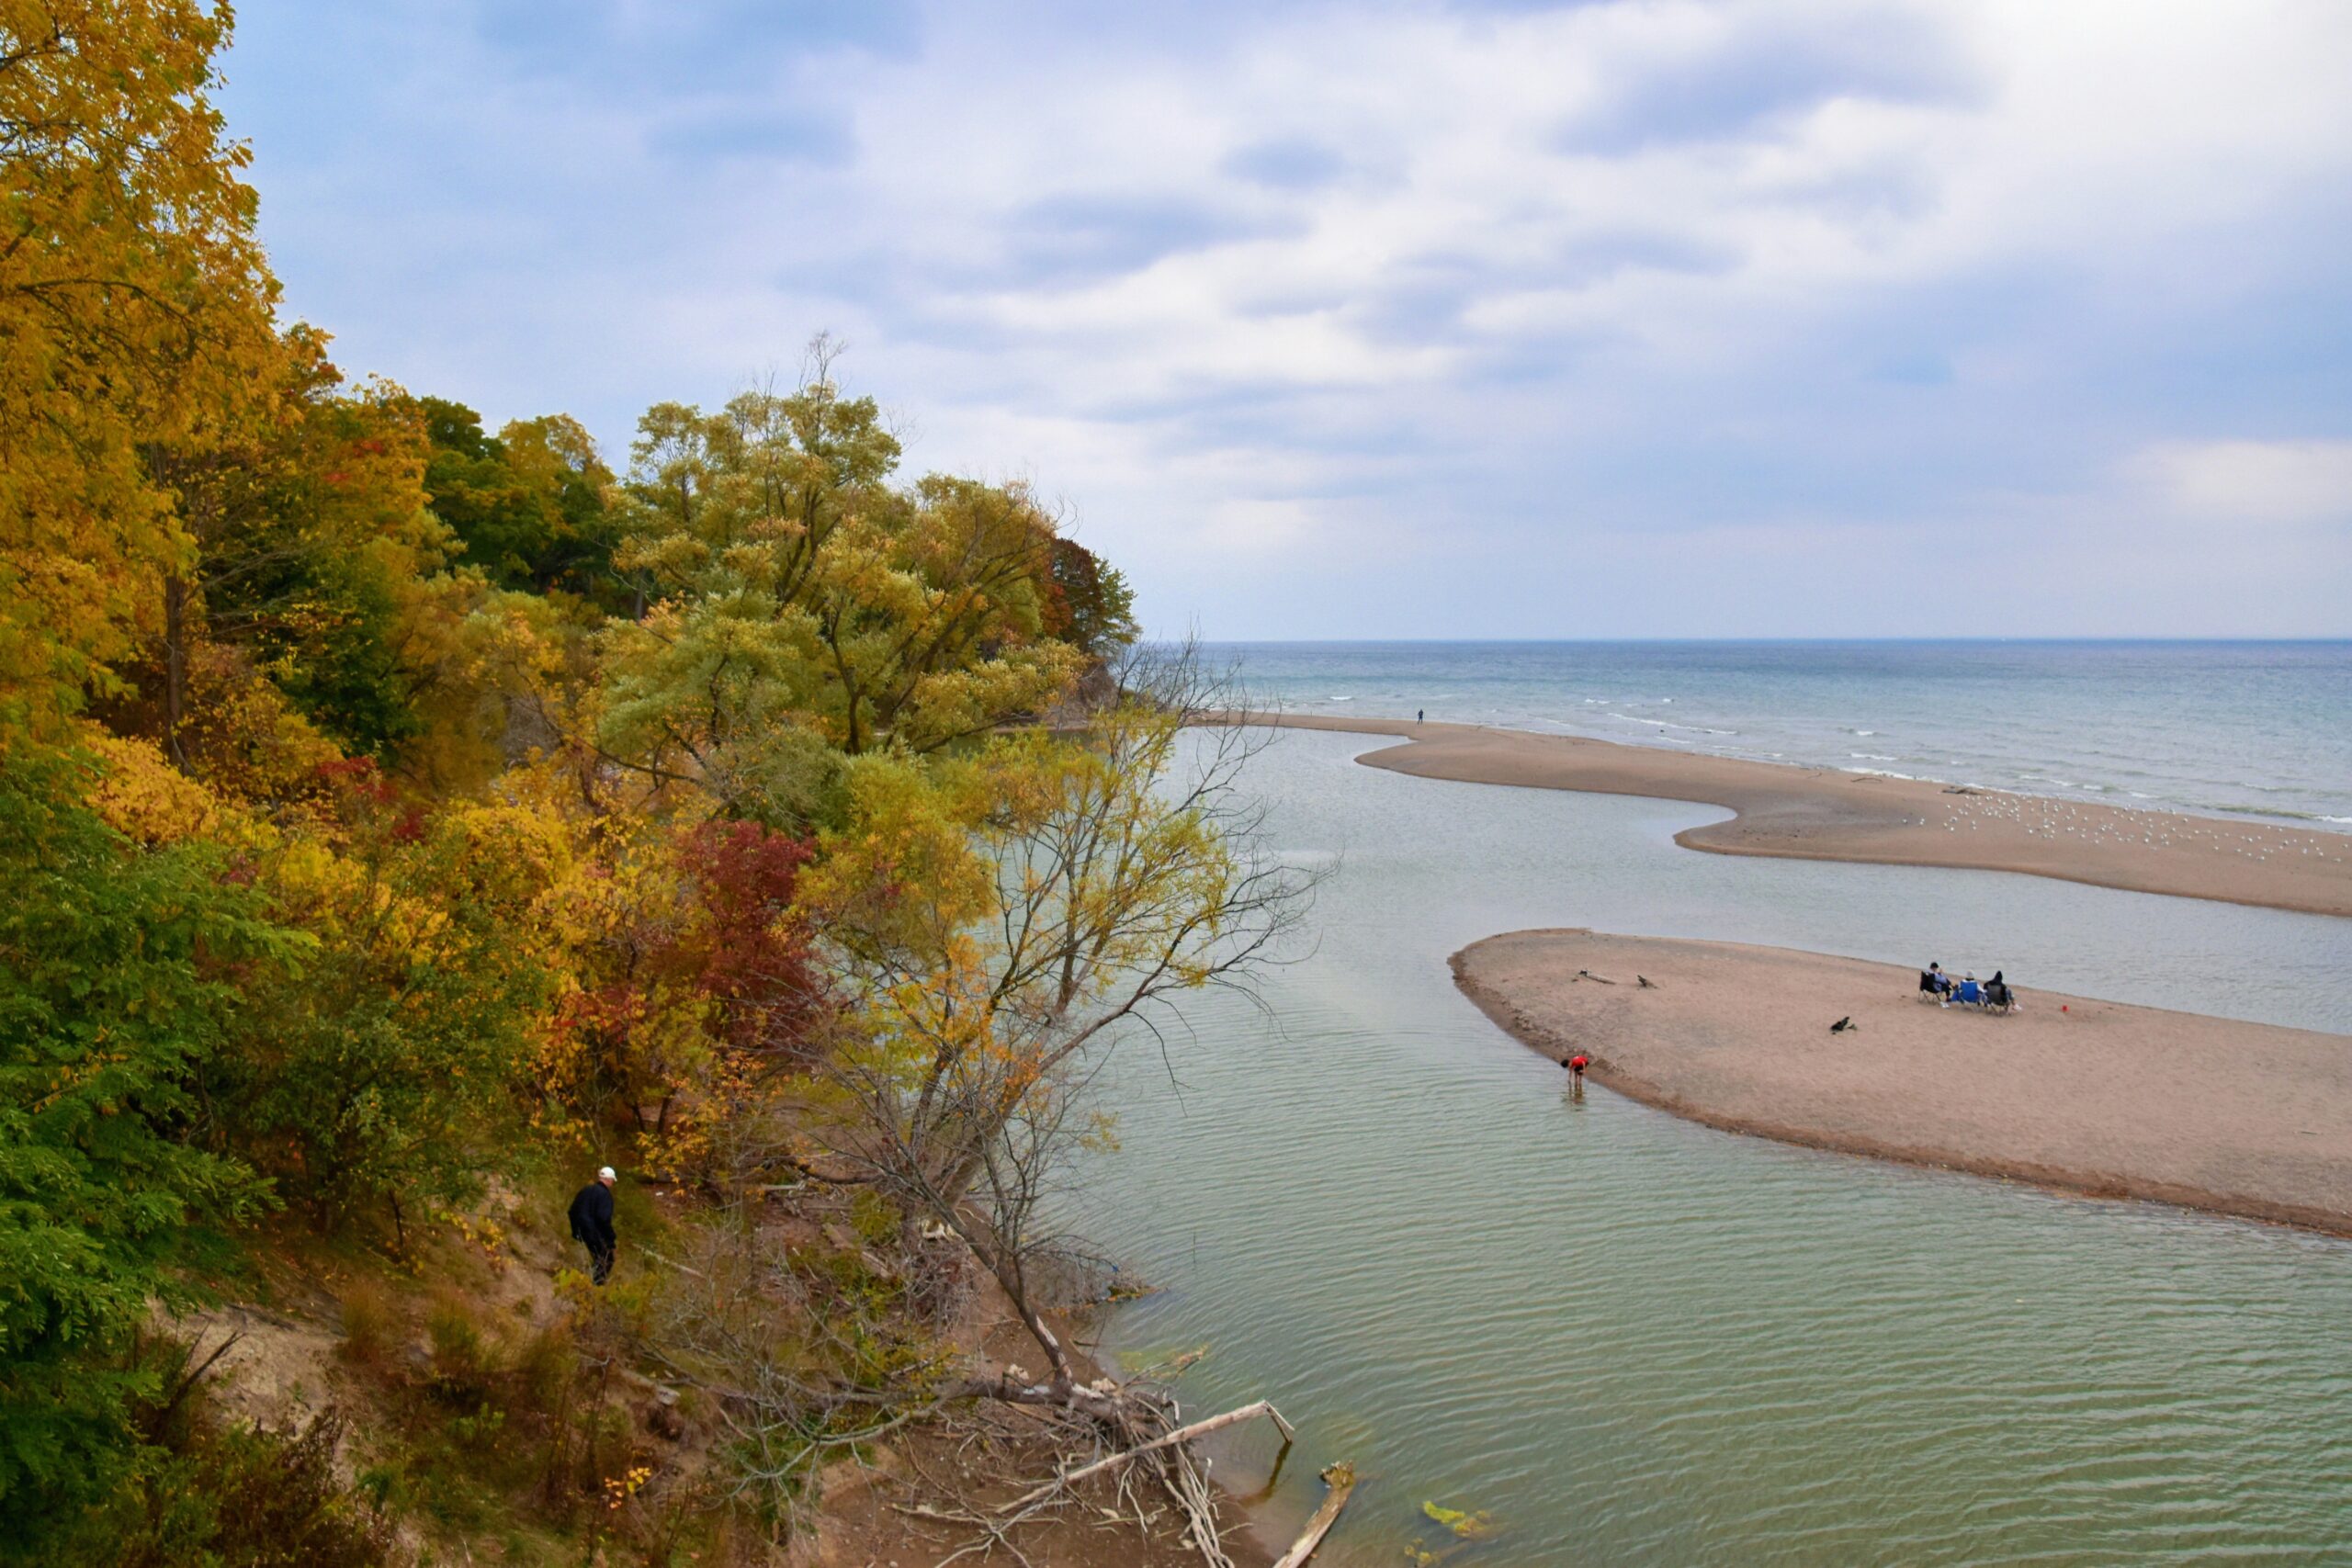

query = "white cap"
[{"left": 598, "top": 1166, "right": 616, "bottom": 1180}]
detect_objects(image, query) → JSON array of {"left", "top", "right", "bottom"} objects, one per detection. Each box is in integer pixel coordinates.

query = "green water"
[{"left": 1066, "top": 729, "right": 2352, "bottom": 1565}]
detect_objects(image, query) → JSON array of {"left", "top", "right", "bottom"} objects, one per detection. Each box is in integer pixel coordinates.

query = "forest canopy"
[{"left": 0, "top": 5, "right": 1306, "bottom": 1561}]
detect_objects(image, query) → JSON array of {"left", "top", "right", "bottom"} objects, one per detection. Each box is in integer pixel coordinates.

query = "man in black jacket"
[{"left": 568, "top": 1166, "right": 617, "bottom": 1284}]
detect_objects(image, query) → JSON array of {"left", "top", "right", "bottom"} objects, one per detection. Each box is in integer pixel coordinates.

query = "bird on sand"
[{"left": 1829, "top": 1016, "right": 1855, "bottom": 1033}]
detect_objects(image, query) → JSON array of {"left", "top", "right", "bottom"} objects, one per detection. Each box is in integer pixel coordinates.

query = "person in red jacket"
[{"left": 1565, "top": 1054, "right": 1589, "bottom": 1092}]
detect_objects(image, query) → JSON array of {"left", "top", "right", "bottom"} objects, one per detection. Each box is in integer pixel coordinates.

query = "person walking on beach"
[
  {"left": 1418, "top": 709, "right": 1425, "bottom": 724},
  {"left": 569, "top": 1166, "right": 618, "bottom": 1285}
]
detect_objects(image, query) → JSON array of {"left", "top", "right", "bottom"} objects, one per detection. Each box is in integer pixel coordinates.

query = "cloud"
[
  {"left": 221, "top": 0, "right": 2352, "bottom": 636},
  {"left": 1003, "top": 195, "right": 1303, "bottom": 288},
  {"left": 2132, "top": 440, "right": 2352, "bottom": 525},
  {"left": 1554, "top": 2, "right": 1985, "bottom": 153}
]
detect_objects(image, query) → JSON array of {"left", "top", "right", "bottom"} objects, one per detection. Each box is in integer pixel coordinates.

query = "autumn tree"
[
  {"left": 6, "top": 6, "right": 1274, "bottom": 1531},
  {"left": 803, "top": 646, "right": 1315, "bottom": 1412},
  {"left": 220, "top": 763, "right": 569, "bottom": 1234},
  {"left": 538, "top": 812, "right": 827, "bottom": 1168},
  {"left": 120, "top": 334, "right": 443, "bottom": 775},
  {"left": 593, "top": 367, "right": 1082, "bottom": 819},
  {"left": 1045, "top": 537, "right": 1139, "bottom": 660},
  {"left": 0, "top": 0, "right": 281, "bottom": 732}
]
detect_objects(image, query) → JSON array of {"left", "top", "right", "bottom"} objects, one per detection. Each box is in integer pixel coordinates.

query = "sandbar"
[
  {"left": 1453, "top": 928, "right": 2352, "bottom": 1235},
  {"left": 1241, "top": 716, "right": 2352, "bottom": 919}
]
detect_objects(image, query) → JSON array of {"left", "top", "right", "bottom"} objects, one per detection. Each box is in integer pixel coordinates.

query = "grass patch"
[{"left": 336, "top": 1277, "right": 401, "bottom": 1367}]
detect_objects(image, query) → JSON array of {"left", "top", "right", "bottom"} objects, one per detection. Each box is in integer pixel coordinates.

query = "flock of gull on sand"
[{"left": 1928, "top": 791, "right": 2346, "bottom": 863}]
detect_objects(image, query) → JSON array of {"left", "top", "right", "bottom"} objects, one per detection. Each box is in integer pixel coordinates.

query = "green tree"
[
  {"left": 225, "top": 777, "right": 565, "bottom": 1234},
  {"left": 419, "top": 398, "right": 622, "bottom": 603},
  {"left": 1045, "top": 538, "right": 1138, "bottom": 660},
  {"left": 0, "top": 750, "right": 300, "bottom": 1538},
  {"left": 594, "top": 372, "right": 1080, "bottom": 820},
  {"left": 137, "top": 338, "right": 439, "bottom": 772}
]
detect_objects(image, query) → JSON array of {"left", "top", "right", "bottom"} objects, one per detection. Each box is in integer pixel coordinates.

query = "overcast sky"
[{"left": 221, "top": 0, "right": 2352, "bottom": 638}]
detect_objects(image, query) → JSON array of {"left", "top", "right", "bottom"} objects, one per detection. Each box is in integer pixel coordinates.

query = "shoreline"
[
  {"left": 1453, "top": 929, "right": 2352, "bottom": 1237},
  {"left": 1237, "top": 715, "right": 2352, "bottom": 919}
]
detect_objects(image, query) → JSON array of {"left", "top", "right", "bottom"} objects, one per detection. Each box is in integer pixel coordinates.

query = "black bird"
[
  {"left": 1829, "top": 1016, "right": 1854, "bottom": 1033},
  {"left": 1637, "top": 975, "right": 1657, "bottom": 989}
]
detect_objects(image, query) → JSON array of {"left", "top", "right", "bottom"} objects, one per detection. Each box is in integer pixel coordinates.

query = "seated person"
[
  {"left": 1957, "top": 974, "right": 1984, "bottom": 1006},
  {"left": 1920, "top": 962, "right": 1951, "bottom": 998},
  {"left": 1985, "top": 972, "right": 2013, "bottom": 1011}
]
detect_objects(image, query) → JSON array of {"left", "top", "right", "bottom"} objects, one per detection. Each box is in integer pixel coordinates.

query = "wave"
[
  {"left": 1604, "top": 711, "right": 1738, "bottom": 737},
  {"left": 2196, "top": 802, "right": 2352, "bottom": 828},
  {"left": 1255, "top": 674, "right": 2348, "bottom": 831}
]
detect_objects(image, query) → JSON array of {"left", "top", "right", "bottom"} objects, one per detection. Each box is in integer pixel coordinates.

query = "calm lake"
[{"left": 1068, "top": 728, "right": 2352, "bottom": 1565}]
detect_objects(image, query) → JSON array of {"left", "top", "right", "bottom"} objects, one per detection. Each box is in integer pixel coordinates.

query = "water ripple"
[{"left": 1069, "top": 731, "right": 2352, "bottom": 1563}]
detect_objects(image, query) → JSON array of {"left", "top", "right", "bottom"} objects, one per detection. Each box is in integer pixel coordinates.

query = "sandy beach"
[
  {"left": 1245, "top": 716, "right": 2352, "bottom": 919},
  {"left": 1454, "top": 928, "right": 2352, "bottom": 1234}
]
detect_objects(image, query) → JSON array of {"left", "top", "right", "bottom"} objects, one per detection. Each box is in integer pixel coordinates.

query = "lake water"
[
  {"left": 1205, "top": 640, "right": 2352, "bottom": 831},
  {"left": 1069, "top": 727, "right": 2352, "bottom": 1566}
]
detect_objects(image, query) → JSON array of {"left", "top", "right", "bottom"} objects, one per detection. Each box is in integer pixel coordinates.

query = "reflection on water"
[{"left": 1064, "top": 729, "right": 2352, "bottom": 1565}]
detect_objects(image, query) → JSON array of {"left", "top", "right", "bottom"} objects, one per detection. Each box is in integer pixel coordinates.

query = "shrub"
[
  {"left": 513, "top": 1321, "right": 578, "bottom": 1416},
  {"left": 62, "top": 1408, "right": 393, "bottom": 1568},
  {"left": 224, "top": 784, "right": 561, "bottom": 1235},
  {"left": 335, "top": 1280, "right": 399, "bottom": 1367},
  {"left": 424, "top": 1293, "right": 497, "bottom": 1401},
  {"left": 0, "top": 753, "right": 293, "bottom": 1544},
  {"left": 848, "top": 1188, "right": 900, "bottom": 1248}
]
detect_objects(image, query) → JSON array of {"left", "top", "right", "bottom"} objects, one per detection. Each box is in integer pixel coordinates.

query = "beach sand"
[
  {"left": 1453, "top": 928, "right": 2352, "bottom": 1234},
  {"left": 1246, "top": 716, "right": 2352, "bottom": 919}
]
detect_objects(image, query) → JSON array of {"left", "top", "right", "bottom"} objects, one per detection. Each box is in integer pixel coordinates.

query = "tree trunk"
[{"left": 163, "top": 570, "right": 190, "bottom": 771}]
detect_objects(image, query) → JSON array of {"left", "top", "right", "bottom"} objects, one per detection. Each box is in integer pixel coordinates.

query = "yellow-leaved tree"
[
  {"left": 593, "top": 368, "right": 1081, "bottom": 818},
  {"left": 800, "top": 649, "right": 1317, "bottom": 1417},
  {"left": 0, "top": 0, "right": 281, "bottom": 733}
]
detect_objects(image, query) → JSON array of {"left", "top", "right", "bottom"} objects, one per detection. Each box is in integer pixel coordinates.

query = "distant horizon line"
[{"left": 1169, "top": 635, "right": 2352, "bottom": 646}]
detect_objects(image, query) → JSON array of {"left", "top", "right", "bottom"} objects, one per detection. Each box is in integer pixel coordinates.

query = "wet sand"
[
  {"left": 1241, "top": 716, "right": 2352, "bottom": 919},
  {"left": 1453, "top": 928, "right": 2352, "bottom": 1235}
]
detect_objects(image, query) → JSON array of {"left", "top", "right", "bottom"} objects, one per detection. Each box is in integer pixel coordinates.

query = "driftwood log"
[
  {"left": 1004, "top": 1398, "right": 1296, "bottom": 1510},
  {"left": 1271, "top": 1462, "right": 1357, "bottom": 1568}
]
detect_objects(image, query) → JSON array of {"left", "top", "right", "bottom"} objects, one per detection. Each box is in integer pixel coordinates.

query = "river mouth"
[{"left": 1063, "top": 728, "right": 2352, "bottom": 1565}]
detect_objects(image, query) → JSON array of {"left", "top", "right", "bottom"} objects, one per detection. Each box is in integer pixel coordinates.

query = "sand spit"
[
  {"left": 1453, "top": 928, "right": 2352, "bottom": 1235},
  {"left": 1242, "top": 716, "right": 2352, "bottom": 919}
]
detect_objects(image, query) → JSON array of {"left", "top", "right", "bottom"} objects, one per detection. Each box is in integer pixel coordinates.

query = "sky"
[{"left": 220, "top": 0, "right": 2352, "bottom": 638}]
